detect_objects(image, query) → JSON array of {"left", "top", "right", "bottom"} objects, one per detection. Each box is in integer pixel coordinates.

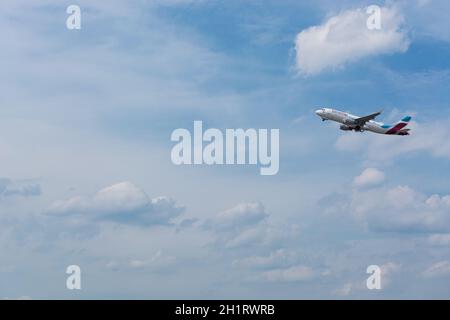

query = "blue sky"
[{"left": 1, "top": 0, "right": 450, "bottom": 299}]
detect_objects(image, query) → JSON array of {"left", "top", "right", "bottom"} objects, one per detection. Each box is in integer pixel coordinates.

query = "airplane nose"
[{"left": 315, "top": 109, "right": 323, "bottom": 116}]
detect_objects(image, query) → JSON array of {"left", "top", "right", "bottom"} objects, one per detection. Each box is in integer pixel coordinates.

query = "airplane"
[{"left": 315, "top": 108, "right": 411, "bottom": 136}]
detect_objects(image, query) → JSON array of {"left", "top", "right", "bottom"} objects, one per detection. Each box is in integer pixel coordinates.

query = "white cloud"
[
  {"left": 294, "top": 6, "right": 409, "bottom": 75},
  {"left": 128, "top": 250, "right": 176, "bottom": 270},
  {"left": 352, "top": 185, "right": 450, "bottom": 233},
  {"left": 321, "top": 178, "right": 450, "bottom": 233},
  {"left": 423, "top": 261, "right": 450, "bottom": 278},
  {"left": 46, "top": 181, "right": 184, "bottom": 225},
  {"left": 258, "top": 265, "right": 315, "bottom": 282},
  {"left": 92, "top": 182, "right": 149, "bottom": 215},
  {"left": 205, "top": 202, "right": 299, "bottom": 249},
  {"left": 353, "top": 168, "right": 385, "bottom": 188},
  {"left": 208, "top": 202, "right": 268, "bottom": 231}
]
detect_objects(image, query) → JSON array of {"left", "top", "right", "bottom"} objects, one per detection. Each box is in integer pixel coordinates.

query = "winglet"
[{"left": 401, "top": 116, "right": 412, "bottom": 122}]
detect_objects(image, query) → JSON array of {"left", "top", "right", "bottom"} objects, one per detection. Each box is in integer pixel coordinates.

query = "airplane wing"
[{"left": 353, "top": 111, "right": 382, "bottom": 126}]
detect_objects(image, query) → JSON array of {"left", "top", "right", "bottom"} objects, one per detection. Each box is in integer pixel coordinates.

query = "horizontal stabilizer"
[{"left": 398, "top": 128, "right": 410, "bottom": 136}]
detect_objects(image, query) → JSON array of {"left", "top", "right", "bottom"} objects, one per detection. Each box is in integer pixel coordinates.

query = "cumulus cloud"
[
  {"left": 46, "top": 181, "right": 184, "bottom": 225},
  {"left": 294, "top": 6, "right": 409, "bottom": 75},
  {"left": 321, "top": 171, "right": 450, "bottom": 233},
  {"left": 204, "top": 202, "right": 299, "bottom": 249},
  {"left": 209, "top": 202, "right": 268, "bottom": 231},
  {"left": 353, "top": 185, "right": 450, "bottom": 233},
  {"left": 353, "top": 168, "right": 385, "bottom": 188}
]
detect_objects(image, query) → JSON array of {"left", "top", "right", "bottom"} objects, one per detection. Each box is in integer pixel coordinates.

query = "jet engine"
[{"left": 339, "top": 125, "right": 353, "bottom": 131}]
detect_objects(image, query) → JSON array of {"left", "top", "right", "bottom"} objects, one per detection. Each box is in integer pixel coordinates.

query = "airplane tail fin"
[
  {"left": 398, "top": 116, "right": 412, "bottom": 124},
  {"left": 393, "top": 116, "right": 412, "bottom": 127},
  {"left": 385, "top": 116, "right": 412, "bottom": 135}
]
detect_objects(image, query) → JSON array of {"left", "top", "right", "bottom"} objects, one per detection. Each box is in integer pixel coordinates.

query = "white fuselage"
[{"left": 316, "top": 108, "right": 389, "bottom": 134}]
